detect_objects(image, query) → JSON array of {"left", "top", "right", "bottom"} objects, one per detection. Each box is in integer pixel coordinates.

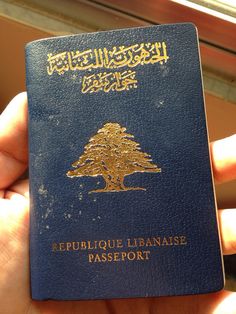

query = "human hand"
[{"left": 0, "top": 93, "right": 236, "bottom": 314}]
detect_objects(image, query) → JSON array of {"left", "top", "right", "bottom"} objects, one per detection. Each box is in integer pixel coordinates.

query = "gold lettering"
[
  {"left": 94, "top": 254, "right": 101, "bottom": 263},
  {"left": 121, "top": 251, "right": 127, "bottom": 260},
  {"left": 162, "top": 237, "right": 170, "bottom": 246},
  {"left": 52, "top": 243, "right": 58, "bottom": 251},
  {"left": 152, "top": 237, "right": 161, "bottom": 246},
  {"left": 113, "top": 252, "right": 120, "bottom": 261},
  {"left": 116, "top": 239, "right": 123, "bottom": 248},
  {"left": 107, "top": 252, "right": 113, "bottom": 262},
  {"left": 59, "top": 242, "right": 65, "bottom": 251},
  {"left": 168, "top": 237, "right": 173, "bottom": 245},
  {"left": 107, "top": 239, "right": 115, "bottom": 249},
  {"left": 143, "top": 250, "right": 151, "bottom": 260},
  {"left": 81, "top": 70, "right": 137, "bottom": 94},
  {"left": 87, "top": 241, "right": 94, "bottom": 250},
  {"left": 66, "top": 242, "right": 72, "bottom": 251},
  {"left": 127, "top": 238, "right": 137, "bottom": 248},
  {"left": 174, "top": 236, "right": 180, "bottom": 245},
  {"left": 47, "top": 52, "right": 69, "bottom": 75},
  {"left": 138, "top": 238, "right": 145, "bottom": 247},
  {"left": 127, "top": 251, "right": 136, "bottom": 261},
  {"left": 46, "top": 42, "right": 169, "bottom": 76},
  {"left": 101, "top": 253, "right": 107, "bottom": 262},
  {"left": 94, "top": 241, "right": 98, "bottom": 249},
  {"left": 52, "top": 235, "right": 188, "bottom": 257},
  {"left": 88, "top": 253, "right": 94, "bottom": 263},
  {"left": 87, "top": 250, "right": 151, "bottom": 263},
  {"left": 67, "top": 49, "right": 98, "bottom": 71},
  {"left": 81, "top": 241, "right": 87, "bottom": 250},
  {"left": 98, "top": 240, "right": 107, "bottom": 251},
  {"left": 145, "top": 238, "right": 153, "bottom": 247},
  {"left": 136, "top": 251, "right": 144, "bottom": 260},
  {"left": 72, "top": 241, "right": 80, "bottom": 250},
  {"left": 180, "top": 236, "right": 187, "bottom": 245}
]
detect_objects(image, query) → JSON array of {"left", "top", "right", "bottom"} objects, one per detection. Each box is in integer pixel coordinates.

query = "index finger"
[
  {"left": 211, "top": 134, "right": 236, "bottom": 183},
  {"left": 0, "top": 92, "right": 28, "bottom": 189}
]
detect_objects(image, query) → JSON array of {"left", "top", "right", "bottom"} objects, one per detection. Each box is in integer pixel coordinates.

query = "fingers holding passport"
[
  {"left": 0, "top": 92, "right": 28, "bottom": 190},
  {"left": 0, "top": 93, "right": 235, "bottom": 256},
  {"left": 218, "top": 209, "right": 236, "bottom": 255},
  {"left": 211, "top": 135, "right": 236, "bottom": 184},
  {"left": 211, "top": 135, "right": 236, "bottom": 255}
]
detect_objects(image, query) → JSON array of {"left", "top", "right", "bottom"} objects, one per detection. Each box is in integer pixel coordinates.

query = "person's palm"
[{"left": 1, "top": 93, "right": 236, "bottom": 314}]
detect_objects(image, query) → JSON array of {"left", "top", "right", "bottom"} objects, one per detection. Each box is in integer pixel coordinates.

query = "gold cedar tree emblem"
[{"left": 66, "top": 123, "right": 161, "bottom": 193}]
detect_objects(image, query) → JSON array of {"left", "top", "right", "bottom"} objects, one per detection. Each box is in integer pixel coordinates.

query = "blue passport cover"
[{"left": 26, "top": 23, "right": 224, "bottom": 300}]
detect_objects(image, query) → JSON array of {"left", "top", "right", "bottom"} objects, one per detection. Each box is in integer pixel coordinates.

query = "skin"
[{"left": 0, "top": 92, "right": 236, "bottom": 314}]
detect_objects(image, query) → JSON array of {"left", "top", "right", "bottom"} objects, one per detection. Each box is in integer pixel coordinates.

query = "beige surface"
[
  {"left": 0, "top": 16, "right": 235, "bottom": 208},
  {"left": 0, "top": 16, "right": 50, "bottom": 108}
]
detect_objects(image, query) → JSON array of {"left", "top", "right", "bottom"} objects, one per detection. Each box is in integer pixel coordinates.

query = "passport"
[{"left": 25, "top": 23, "right": 224, "bottom": 300}]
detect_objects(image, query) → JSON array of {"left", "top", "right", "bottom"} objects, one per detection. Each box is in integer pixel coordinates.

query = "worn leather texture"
[{"left": 26, "top": 23, "right": 224, "bottom": 301}]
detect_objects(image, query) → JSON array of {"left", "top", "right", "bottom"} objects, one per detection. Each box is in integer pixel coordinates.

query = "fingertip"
[
  {"left": 0, "top": 92, "right": 28, "bottom": 189},
  {"left": 218, "top": 208, "right": 236, "bottom": 255},
  {"left": 1, "top": 92, "right": 27, "bottom": 114},
  {"left": 211, "top": 135, "right": 236, "bottom": 183}
]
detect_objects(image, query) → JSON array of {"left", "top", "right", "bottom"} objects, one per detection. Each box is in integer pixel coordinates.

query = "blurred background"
[{"left": 0, "top": 0, "right": 235, "bottom": 290}]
